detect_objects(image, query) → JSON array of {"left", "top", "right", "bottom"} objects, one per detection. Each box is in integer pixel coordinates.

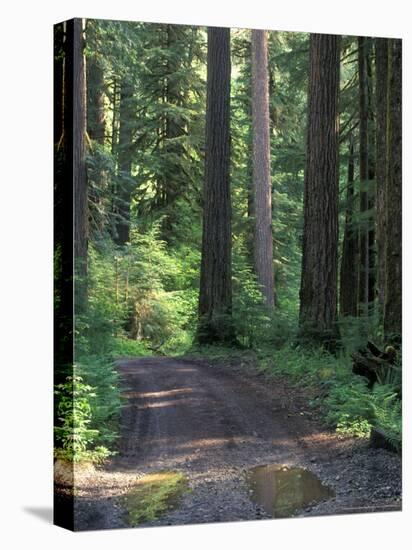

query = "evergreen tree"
[
  {"left": 251, "top": 29, "right": 274, "bottom": 309},
  {"left": 65, "top": 19, "right": 88, "bottom": 312},
  {"left": 375, "top": 38, "right": 389, "bottom": 316},
  {"left": 384, "top": 39, "right": 402, "bottom": 342},
  {"left": 357, "top": 36, "right": 376, "bottom": 317},
  {"left": 299, "top": 34, "right": 341, "bottom": 349},
  {"left": 340, "top": 135, "right": 358, "bottom": 317},
  {"left": 132, "top": 23, "right": 206, "bottom": 243},
  {"left": 197, "top": 27, "right": 234, "bottom": 344}
]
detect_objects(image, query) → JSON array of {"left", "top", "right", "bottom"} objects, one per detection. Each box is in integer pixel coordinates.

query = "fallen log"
[
  {"left": 370, "top": 427, "right": 399, "bottom": 453},
  {"left": 352, "top": 341, "right": 397, "bottom": 389}
]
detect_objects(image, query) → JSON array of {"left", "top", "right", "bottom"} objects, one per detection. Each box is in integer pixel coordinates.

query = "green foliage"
[
  {"left": 259, "top": 344, "right": 402, "bottom": 451},
  {"left": 76, "top": 358, "right": 122, "bottom": 447},
  {"left": 260, "top": 344, "right": 341, "bottom": 384},
  {"left": 111, "top": 337, "right": 151, "bottom": 358},
  {"left": 232, "top": 242, "right": 271, "bottom": 347},
  {"left": 336, "top": 418, "right": 371, "bottom": 438},
  {"left": 124, "top": 223, "right": 199, "bottom": 350},
  {"left": 324, "top": 379, "right": 373, "bottom": 434},
  {"left": 86, "top": 143, "right": 117, "bottom": 237},
  {"left": 325, "top": 378, "right": 402, "bottom": 450},
  {"left": 54, "top": 375, "right": 112, "bottom": 463},
  {"left": 376, "top": 354, "right": 402, "bottom": 393},
  {"left": 370, "top": 386, "right": 402, "bottom": 451}
]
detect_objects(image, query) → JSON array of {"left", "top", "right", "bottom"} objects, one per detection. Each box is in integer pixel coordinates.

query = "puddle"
[{"left": 246, "top": 464, "right": 335, "bottom": 518}]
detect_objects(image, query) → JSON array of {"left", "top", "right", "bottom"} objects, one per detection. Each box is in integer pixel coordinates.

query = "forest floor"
[{"left": 56, "top": 355, "right": 402, "bottom": 530}]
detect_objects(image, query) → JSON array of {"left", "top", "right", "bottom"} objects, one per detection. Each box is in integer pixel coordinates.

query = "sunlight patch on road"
[
  {"left": 137, "top": 387, "right": 195, "bottom": 399},
  {"left": 123, "top": 471, "right": 189, "bottom": 525}
]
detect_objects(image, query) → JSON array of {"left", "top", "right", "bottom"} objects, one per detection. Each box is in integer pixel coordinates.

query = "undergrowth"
[
  {"left": 190, "top": 339, "right": 402, "bottom": 453},
  {"left": 260, "top": 343, "right": 402, "bottom": 452},
  {"left": 54, "top": 374, "right": 114, "bottom": 463}
]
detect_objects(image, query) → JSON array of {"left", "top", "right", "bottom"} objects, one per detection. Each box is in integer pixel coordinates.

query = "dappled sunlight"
[
  {"left": 177, "top": 436, "right": 255, "bottom": 450},
  {"left": 135, "top": 397, "right": 199, "bottom": 410},
  {"left": 137, "top": 387, "right": 195, "bottom": 399}
]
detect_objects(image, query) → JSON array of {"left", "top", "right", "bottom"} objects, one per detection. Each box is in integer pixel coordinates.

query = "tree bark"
[
  {"left": 114, "top": 80, "right": 134, "bottom": 246},
  {"left": 197, "top": 27, "right": 234, "bottom": 344},
  {"left": 87, "top": 55, "right": 106, "bottom": 144},
  {"left": 298, "top": 34, "right": 341, "bottom": 349},
  {"left": 366, "top": 43, "right": 376, "bottom": 307},
  {"left": 66, "top": 19, "right": 88, "bottom": 312},
  {"left": 384, "top": 39, "right": 402, "bottom": 343},
  {"left": 340, "top": 135, "right": 358, "bottom": 317},
  {"left": 357, "top": 36, "right": 370, "bottom": 317},
  {"left": 54, "top": 23, "right": 64, "bottom": 146},
  {"left": 54, "top": 21, "right": 74, "bottom": 385},
  {"left": 251, "top": 29, "right": 275, "bottom": 309},
  {"left": 375, "top": 38, "right": 389, "bottom": 316}
]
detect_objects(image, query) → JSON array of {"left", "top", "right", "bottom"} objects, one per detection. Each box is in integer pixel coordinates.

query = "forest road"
[{"left": 73, "top": 356, "right": 402, "bottom": 530}]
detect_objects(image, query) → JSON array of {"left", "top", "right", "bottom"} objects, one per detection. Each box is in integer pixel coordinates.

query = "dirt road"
[{"left": 70, "top": 356, "right": 401, "bottom": 530}]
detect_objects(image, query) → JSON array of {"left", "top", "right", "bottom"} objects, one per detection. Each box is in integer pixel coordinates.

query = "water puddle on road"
[{"left": 246, "top": 464, "right": 335, "bottom": 518}]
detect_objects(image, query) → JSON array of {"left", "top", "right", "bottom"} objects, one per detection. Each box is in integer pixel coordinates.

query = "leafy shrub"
[
  {"left": 111, "top": 336, "right": 151, "bottom": 358},
  {"left": 54, "top": 374, "right": 112, "bottom": 463},
  {"left": 76, "top": 357, "right": 122, "bottom": 447},
  {"left": 118, "top": 224, "right": 198, "bottom": 349},
  {"left": 336, "top": 418, "right": 372, "bottom": 438}
]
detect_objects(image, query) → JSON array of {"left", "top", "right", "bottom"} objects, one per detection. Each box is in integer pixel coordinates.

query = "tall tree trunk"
[
  {"left": 251, "top": 29, "right": 274, "bottom": 309},
  {"left": 114, "top": 80, "right": 134, "bottom": 245},
  {"left": 111, "top": 80, "right": 119, "bottom": 156},
  {"left": 375, "top": 38, "right": 389, "bottom": 317},
  {"left": 197, "top": 27, "right": 234, "bottom": 344},
  {"left": 357, "top": 36, "right": 370, "bottom": 317},
  {"left": 54, "top": 21, "right": 73, "bottom": 384},
  {"left": 87, "top": 50, "right": 107, "bottom": 236},
  {"left": 340, "top": 135, "right": 358, "bottom": 317},
  {"left": 384, "top": 39, "right": 402, "bottom": 343},
  {"left": 87, "top": 56, "right": 106, "bottom": 144},
  {"left": 66, "top": 19, "right": 88, "bottom": 312},
  {"left": 366, "top": 43, "right": 376, "bottom": 307},
  {"left": 54, "top": 23, "right": 64, "bottom": 146},
  {"left": 298, "top": 34, "right": 341, "bottom": 349}
]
